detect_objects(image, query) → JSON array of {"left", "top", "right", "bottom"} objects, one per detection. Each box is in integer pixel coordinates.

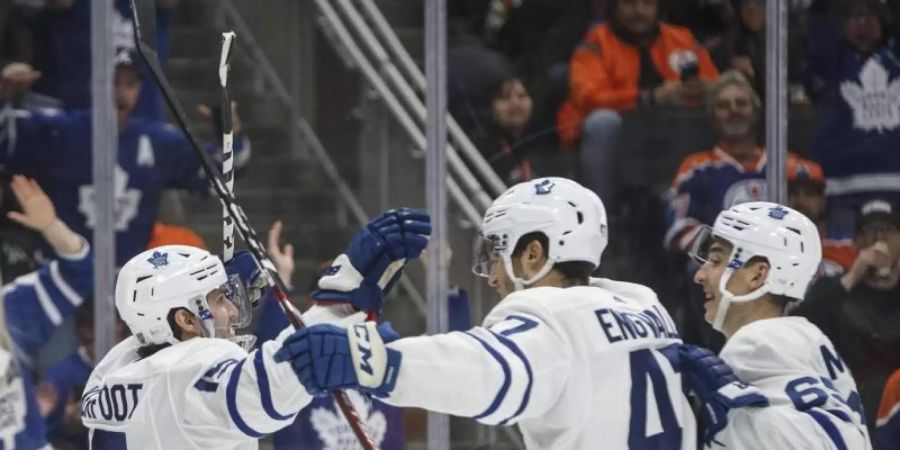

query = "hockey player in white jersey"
[
  {"left": 274, "top": 177, "right": 719, "bottom": 449},
  {"left": 684, "top": 201, "right": 872, "bottom": 449},
  {"left": 80, "top": 209, "right": 430, "bottom": 450}
]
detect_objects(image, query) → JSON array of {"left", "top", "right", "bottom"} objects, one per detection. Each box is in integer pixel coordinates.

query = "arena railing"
[{"left": 220, "top": 0, "right": 428, "bottom": 318}]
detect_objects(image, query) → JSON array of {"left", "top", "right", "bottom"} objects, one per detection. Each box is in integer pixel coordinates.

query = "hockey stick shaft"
[
  {"left": 129, "top": 2, "right": 376, "bottom": 448},
  {"left": 220, "top": 31, "right": 236, "bottom": 263}
]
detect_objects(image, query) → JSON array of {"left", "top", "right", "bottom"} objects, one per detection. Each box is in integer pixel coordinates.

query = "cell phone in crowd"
[{"left": 680, "top": 60, "right": 700, "bottom": 81}]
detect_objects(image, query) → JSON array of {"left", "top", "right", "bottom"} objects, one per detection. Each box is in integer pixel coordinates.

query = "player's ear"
[
  {"left": 524, "top": 239, "right": 546, "bottom": 270},
  {"left": 172, "top": 308, "right": 200, "bottom": 339},
  {"left": 746, "top": 259, "right": 770, "bottom": 290}
]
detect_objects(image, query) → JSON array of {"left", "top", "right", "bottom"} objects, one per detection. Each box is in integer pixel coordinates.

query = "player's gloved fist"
[
  {"left": 678, "top": 344, "right": 769, "bottom": 447},
  {"left": 224, "top": 250, "right": 266, "bottom": 307},
  {"left": 313, "top": 208, "right": 431, "bottom": 315},
  {"left": 274, "top": 321, "right": 401, "bottom": 398}
]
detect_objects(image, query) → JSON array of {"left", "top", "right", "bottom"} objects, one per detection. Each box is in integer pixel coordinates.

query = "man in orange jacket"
[{"left": 558, "top": 0, "right": 718, "bottom": 209}]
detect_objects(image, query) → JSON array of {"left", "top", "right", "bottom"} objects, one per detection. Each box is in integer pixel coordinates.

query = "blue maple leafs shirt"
[
  {"left": 806, "top": 37, "right": 900, "bottom": 199},
  {"left": 0, "top": 107, "right": 250, "bottom": 265}
]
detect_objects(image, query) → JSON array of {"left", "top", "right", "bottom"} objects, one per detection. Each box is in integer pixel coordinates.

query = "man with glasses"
[
  {"left": 665, "top": 71, "right": 821, "bottom": 253},
  {"left": 797, "top": 199, "right": 900, "bottom": 431}
]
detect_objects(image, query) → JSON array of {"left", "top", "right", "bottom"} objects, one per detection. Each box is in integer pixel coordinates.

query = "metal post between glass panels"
[
  {"left": 91, "top": 0, "right": 118, "bottom": 360},
  {"left": 425, "top": 0, "right": 450, "bottom": 449},
  {"left": 766, "top": 0, "right": 788, "bottom": 204}
]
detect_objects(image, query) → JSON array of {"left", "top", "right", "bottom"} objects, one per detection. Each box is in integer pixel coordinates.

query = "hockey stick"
[
  {"left": 219, "top": 31, "right": 236, "bottom": 264},
  {"left": 129, "top": 2, "right": 377, "bottom": 448}
]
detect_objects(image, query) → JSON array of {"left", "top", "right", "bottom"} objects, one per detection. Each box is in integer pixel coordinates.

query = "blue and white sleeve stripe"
[
  {"left": 2, "top": 242, "right": 91, "bottom": 356},
  {"left": 216, "top": 339, "right": 306, "bottom": 437},
  {"left": 464, "top": 327, "right": 536, "bottom": 426}
]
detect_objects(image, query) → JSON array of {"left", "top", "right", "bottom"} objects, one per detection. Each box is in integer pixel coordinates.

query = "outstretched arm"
[
  {"left": 276, "top": 310, "right": 572, "bottom": 426},
  {"left": 2, "top": 175, "right": 91, "bottom": 357}
]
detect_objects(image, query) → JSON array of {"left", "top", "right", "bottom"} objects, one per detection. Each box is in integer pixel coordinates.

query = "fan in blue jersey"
[
  {"left": 665, "top": 71, "right": 826, "bottom": 253},
  {"left": 0, "top": 174, "right": 93, "bottom": 450},
  {"left": 0, "top": 51, "right": 251, "bottom": 265},
  {"left": 806, "top": 0, "right": 900, "bottom": 238},
  {"left": 30, "top": 0, "right": 174, "bottom": 120}
]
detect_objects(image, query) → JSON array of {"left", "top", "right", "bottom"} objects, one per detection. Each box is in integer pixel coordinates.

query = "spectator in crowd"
[
  {"left": 528, "top": 0, "right": 609, "bottom": 129},
  {"left": 31, "top": 0, "right": 177, "bottom": 120},
  {"left": 725, "top": 0, "right": 810, "bottom": 100},
  {"left": 485, "top": 0, "right": 578, "bottom": 78},
  {"left": 797, "top": 199, "right": 900, "bottom": 430},
  {"left": 37, "top": 300, "right": 102, "bottom": 450},
  {"left": 665, "top": 72, "right": 818, "bottom": 252},
  {"left": 805, "top": 0, "right": 900, "bottom": 241},
  {"left": 556, "top": 0, "right": 719, "bottom": 211},
  {"left": 0, "top": 52, "right": 250, "bottom": 266},
  {"left": 471, "top": 74, "right": 570, "bottom": 184},
  {"left": 146, "top": 191, "right": 207, "bottom": 249},
  {"left": 0, "top": 1, "right": 38, "bottom": 65},
  {"left": 877, "top": 368, "right": 900, "bottom": 449},
  {"left": 666, "top": 0, "right": 735, "bottom": 69},
  {"left": 788, "top": 164, "right": 858, "bottom": 276},
  {"left": 0, "top": 175, "right": 92, "bottom": 450}
]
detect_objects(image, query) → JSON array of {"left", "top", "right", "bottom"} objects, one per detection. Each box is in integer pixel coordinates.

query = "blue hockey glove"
[
  {"left": 678, "top": 344, "right": 769, "bottom": 447},
  {"left": 224, "top": 250, "right": 266, "bottom": 308},
  {"left": 312, "top": 208, "right": 430, "bottom": 314},
  {"left": 274, "top": 321, "right": 401, "bottom": 397}
]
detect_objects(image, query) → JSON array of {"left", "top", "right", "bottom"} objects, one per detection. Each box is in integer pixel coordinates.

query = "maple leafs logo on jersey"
[
  {"left": 768, "top": 205, "right": 789, "bottom": 220},
  {"left": 78, "top": 165, "right": 141, "bottom": 231},
  {"left": 310, "top": 391, "right": 387, "bottom": 450},
  {"left": 534, "top": 179, "right": 555, "bottom": 195},
  {"left": 147, "top": 251, "right": 169, "bottom": 268},
  {"left": 840, "top": 58, "right": 900, "bottom": 132}
]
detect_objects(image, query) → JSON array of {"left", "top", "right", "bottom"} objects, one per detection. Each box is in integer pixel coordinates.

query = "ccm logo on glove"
[{"left": 353, "top": 324, "right": 375, "bottom": 376}]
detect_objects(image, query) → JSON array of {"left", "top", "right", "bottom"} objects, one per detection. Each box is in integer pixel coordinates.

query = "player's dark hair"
[
  {"left": 512, "top": 232, "right": 593, "bottom": 285},
  {"left": 136, "top": 308, "right": 184, "bottom": 359}
]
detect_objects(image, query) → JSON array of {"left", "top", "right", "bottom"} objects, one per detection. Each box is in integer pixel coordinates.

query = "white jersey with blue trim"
[
  {"left": 382, "top": 278, "right": 697, "bottom": 449},
  {"left": 717, "top": 317, "right": 872, "bottom": 449},
  {"left": 81, "top": 305, "right": 363, "bottom": 450}
]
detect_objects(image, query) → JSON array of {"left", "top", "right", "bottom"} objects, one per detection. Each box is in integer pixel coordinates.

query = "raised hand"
[
  {"left": 7, "top": 175, "right": 57, "bottom": 232},
  {"left": 267, "top": 220, "right": 295, "bottom": 288},
  {"left": 0, "top": 62, "right": 41, "bottom": 99}
]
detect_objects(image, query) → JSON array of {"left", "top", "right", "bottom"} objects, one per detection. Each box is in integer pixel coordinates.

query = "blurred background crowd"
[{"left": 0, "top": 0, "right": 898, "bottom": 448}]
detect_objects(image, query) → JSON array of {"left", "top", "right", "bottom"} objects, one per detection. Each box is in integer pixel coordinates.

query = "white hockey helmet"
[
  {"left": 473, "top": 177, "right": 608, "bottom": 290},
  {"left": 116, "top": 245, "right": 252, "bottom": 347},
  {"left": 690, "top": 202, "right": 822, "bottom": 331}
]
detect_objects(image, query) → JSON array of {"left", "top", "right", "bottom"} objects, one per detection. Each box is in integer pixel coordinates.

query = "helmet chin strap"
[
  {"left": 712, "top": 267, "right": 770, "bottom": 332},
  {"left": 503, "top": 255, "right": 555, "bottom": 292}
]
